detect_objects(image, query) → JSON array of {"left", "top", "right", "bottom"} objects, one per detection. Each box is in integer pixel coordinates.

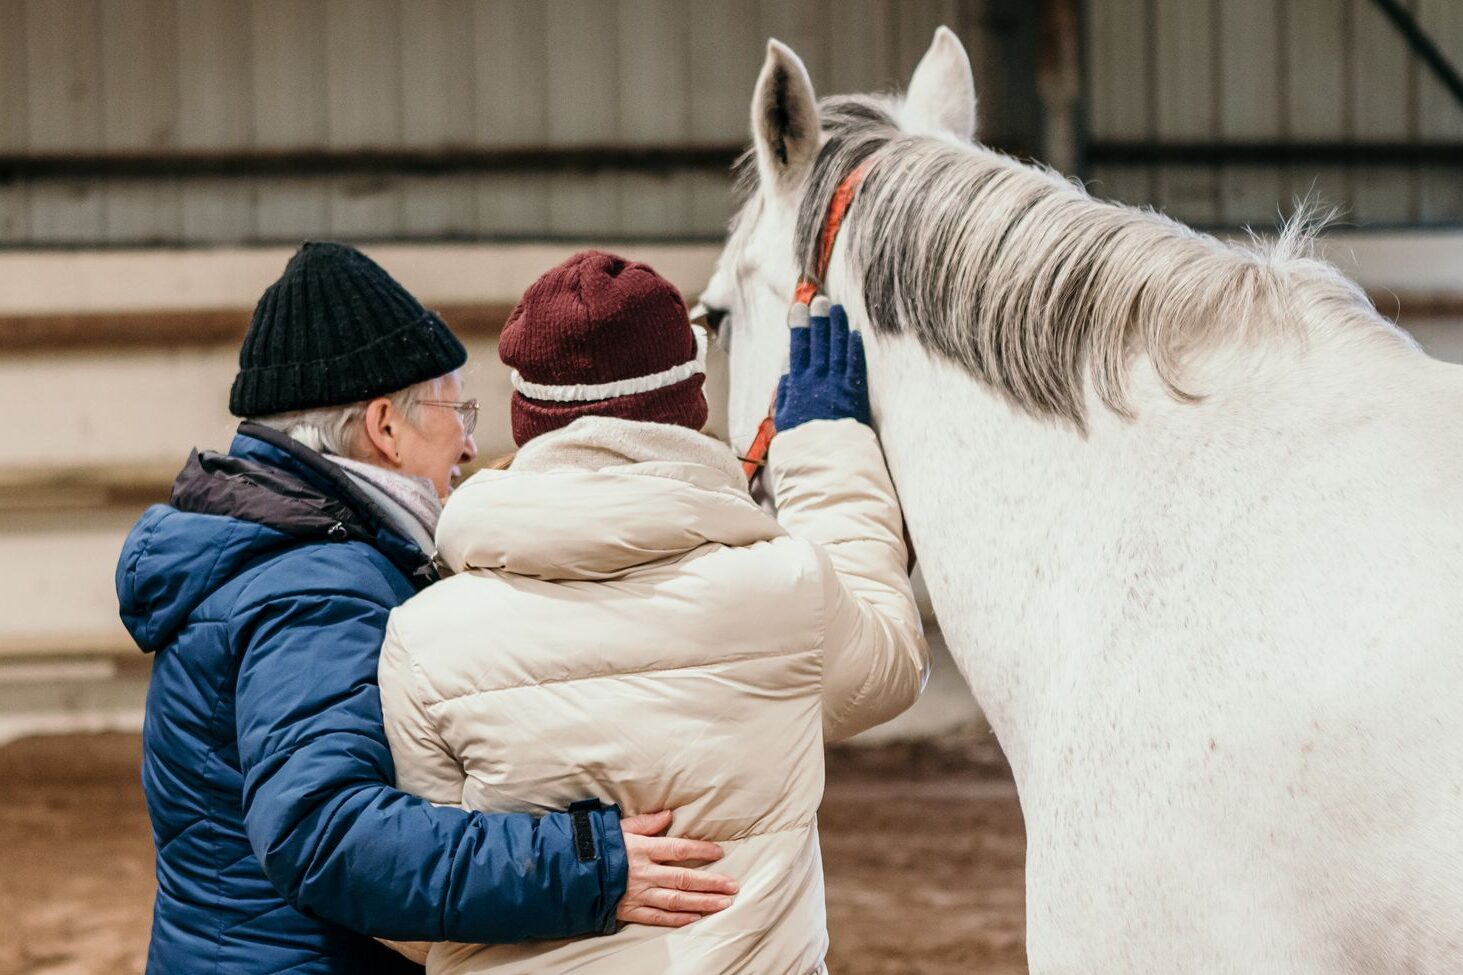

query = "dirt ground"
[{"left": 0, "top": 732, "right": 1026, "bottom": 975}]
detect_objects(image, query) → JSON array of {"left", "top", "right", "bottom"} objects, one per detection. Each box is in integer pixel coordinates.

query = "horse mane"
[{"left": 779, "top": 95, "right": 1398, "bottom": 426}]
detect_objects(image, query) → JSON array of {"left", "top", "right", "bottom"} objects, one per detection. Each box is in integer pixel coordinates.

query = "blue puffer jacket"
[{"left": 117, "top": 423, "right": 627, "bottom": 975}]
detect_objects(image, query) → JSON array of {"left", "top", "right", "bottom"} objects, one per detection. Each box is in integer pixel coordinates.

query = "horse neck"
[
  {"left": 830, "top": 251, "right": 1434, "bottom": 765},
  {"left": 853, "top": 323, "right": 1140, "bottom": 761}
]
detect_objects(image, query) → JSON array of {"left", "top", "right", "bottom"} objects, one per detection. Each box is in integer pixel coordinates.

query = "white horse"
[{"left": 700, "top": 28, "right": 1463, "bottom": 974}]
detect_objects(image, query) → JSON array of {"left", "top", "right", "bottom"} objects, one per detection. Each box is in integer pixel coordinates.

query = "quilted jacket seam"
[
  {"left": 230, "top": 546, "right": 397, "bottom": 619},
  {"left": 206, "top": 606, "right": 240, "bottom": 975},
  {"left": 124, "top": 515, "right": 161, "bottom": 601},
  {"left": 425, "top": 642, "right": 815, "bottom": 709}
]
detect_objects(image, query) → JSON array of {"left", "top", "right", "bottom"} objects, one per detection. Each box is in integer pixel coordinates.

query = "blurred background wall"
[
  {"left": 0, "top": 0, "right": 1459, "bottom": 244},
  {"left": 1, "top": 0, "right": 1459, "bottom": 743}
]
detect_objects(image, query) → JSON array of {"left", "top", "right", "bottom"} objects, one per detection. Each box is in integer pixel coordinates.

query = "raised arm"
[{"left": 768, "top": 301, "right": 930, "bottom": 742}]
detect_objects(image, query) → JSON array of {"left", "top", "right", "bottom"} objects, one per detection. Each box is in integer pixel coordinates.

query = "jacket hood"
[
  {"left": 117, "top": 499, "right": 295, "bottom": 655},
  {"left": 436, "top": 417, "right": 784, "bottom": 581},
  {"left": 117, "top": 424, "right": 430, "bottom": 652}
]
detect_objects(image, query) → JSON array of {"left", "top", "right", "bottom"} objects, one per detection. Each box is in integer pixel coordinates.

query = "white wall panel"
[
  {"left": 400, "top": 0, "right": 480, "bottom": 236},
  {"left": 618, "top": 0, "right": 693, "bottom": 237},
  {"left": 1417, "top": 0, "right": 1463, "bottom": 223},
  {"left": 99, "top": 0, "right": 181, "bottom": 243},
  {"left": 1350, "top": 0, "right": 1418, "bottom": 224},
  {"left": 1154, "top": 0, "right": 1218, "bottom": 222},
  {"left": 24, "top": 0, "right": 105, "bottom": 242},
  {"left": 250, "top": 0, "right": 330, "bottom": 239},
  {"left": 176, "top": 0, "right": 257, "bottom": 242},
  {"left": 0, "top": 0, "right": 1456, "bottom": 243},
  {"left": 473, "top": 0, "right": 552, "bottom": 235},
  {"left": 1219, "top": 0, "right": 1284, "bottom": 227},
  {"left": 0, "top": 0, "right": 29, "bottom": 242},
  {"left": 325, "top": 0, "right": 405, "bottom": 236}
]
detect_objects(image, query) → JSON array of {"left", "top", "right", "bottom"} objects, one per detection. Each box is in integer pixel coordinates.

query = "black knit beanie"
[{"left": 229, "top": 241, "right": 468, "bottom": 417}]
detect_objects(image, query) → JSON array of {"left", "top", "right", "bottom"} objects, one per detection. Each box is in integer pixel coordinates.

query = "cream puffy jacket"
[{"left": 378, "top": 416, "right": 928, "bottom": 974}]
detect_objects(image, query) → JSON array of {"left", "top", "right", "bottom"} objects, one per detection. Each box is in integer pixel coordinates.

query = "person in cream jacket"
[{"left": 378, "top": 251, "right": 928, "bottom": 974}]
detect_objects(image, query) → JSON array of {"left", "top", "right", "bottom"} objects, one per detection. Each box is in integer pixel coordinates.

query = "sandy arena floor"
[{"left": 0, "top": 732, "right": 1026, "bottom": 975}]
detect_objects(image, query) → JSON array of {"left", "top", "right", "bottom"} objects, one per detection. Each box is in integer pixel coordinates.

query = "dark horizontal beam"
[
  {"left": 0, "top": 138, "right": 1042, "bottom": 184},
  {"left": 0, "top": 141, "right": 1455, "bottom": 184},
  {"left": 1089, "top": 141, "right": 1463, "bottom": 167},
  {"left": 0, "top": 462, "right": 176, "bottom": 517},
  {"left": 4, "top": 292, "right": 1458, "bottom": 354},
  {"left": 0, "top": 144, "right": 748, "bottom": 182},
  {"left": 0, "top": 302, "right": 518, "bottom": 352}
]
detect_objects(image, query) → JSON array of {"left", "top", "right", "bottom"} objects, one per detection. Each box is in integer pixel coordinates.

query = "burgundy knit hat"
[{"left": 500, "top": 250, "right": 709, "bottom": 446}]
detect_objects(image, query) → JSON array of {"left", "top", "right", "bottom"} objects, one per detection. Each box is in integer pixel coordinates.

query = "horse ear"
[
  {"left": 752, "top": 39, "right": 820, "bottom": 194},
  {"left": 904, "top": 26, "right": 977, "bottom": 141}
]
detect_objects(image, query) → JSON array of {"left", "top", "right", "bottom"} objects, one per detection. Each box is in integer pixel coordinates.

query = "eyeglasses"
[{"left": 419, "top": 399, "right": 479, "bottom": 436}]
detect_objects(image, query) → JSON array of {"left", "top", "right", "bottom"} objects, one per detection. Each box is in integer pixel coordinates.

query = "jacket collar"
[
  {"left": 436, "top": 417, "right": 784, "bottom": 581},
  {"left": 216, "top": 423, "right": 437, "bottom": 587}
]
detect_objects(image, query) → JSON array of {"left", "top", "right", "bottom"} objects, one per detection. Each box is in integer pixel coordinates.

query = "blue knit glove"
[{"left": 775, "top": 300, "right": 872, "bottom": 431}]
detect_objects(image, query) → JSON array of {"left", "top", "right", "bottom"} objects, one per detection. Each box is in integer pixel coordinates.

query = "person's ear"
[{"left": 362, "top": 397, "right": 403, "bottom": 465}]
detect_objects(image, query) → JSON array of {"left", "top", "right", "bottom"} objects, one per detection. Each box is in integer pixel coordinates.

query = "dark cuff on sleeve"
[{"left": 584, "top": 801, "right": 627, "bottom": 936}]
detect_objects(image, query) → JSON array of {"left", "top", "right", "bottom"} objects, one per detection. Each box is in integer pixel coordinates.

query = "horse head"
[{"left": 698, "top": 28, "right": 979, "bottom": 455}]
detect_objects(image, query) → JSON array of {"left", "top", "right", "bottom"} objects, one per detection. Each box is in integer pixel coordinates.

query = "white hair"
[{"left": 250, "top": 374, "right": 450, "bottom": 459}]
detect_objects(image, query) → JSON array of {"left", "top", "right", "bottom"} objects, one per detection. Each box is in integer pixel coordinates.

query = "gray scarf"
[{"left": 329, "top": 456, "right": 443, "bottom": 556}]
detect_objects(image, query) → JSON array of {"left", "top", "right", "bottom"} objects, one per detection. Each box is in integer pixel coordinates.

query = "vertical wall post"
[{"left": 1038, "top": 0, "right": 1082, "bottom": 174}]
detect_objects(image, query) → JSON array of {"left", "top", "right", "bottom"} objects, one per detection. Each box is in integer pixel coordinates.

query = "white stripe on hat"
[{"left": 510, "top": 325, "right": 709, "bottom": 403}]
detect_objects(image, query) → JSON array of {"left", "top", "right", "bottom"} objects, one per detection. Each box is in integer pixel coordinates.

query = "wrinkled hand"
[
  {"left": 617, "top": 810, "right": 739, "bottom": 928},
  {"left": 775, "top": 299, "right": 871, "bottom": 431}
]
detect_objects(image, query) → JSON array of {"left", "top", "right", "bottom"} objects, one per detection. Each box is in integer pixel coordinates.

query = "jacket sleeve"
[
  {"left": 229, "top": 551, "right": 628, "bottom": 943},
  {"left": 767, "top": 419, "right": 930, "bottom": 742}
]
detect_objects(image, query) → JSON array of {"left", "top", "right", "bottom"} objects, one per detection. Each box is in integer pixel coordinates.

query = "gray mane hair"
[
  {"left": 250, "top": 374, "right": 448, "bottom": 459},
  {"left": 783, "top": 95, "right": 1396, "bottom": 426}
]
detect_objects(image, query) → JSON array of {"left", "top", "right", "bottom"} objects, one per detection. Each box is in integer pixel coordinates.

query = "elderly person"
[
  {"left": 379, "top": 251, "right": 930, "bottom": 973},
  {"left": 116, "top": 242, "right": 737, "bottom": 975}
]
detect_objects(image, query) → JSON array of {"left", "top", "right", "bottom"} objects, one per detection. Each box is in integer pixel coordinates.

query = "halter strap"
[
  {"left": 741, "top": 158, "right": 876, "bottom": 483},
  {"left": 792, "top": 158, "right": 876, "bottom": 306}
]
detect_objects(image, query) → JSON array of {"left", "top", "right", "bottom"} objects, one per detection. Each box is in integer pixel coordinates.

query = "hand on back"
[
  {"left": 617, "top": 810, "right": 739, "bottom": 928},
  {"left": 775, "top": 299, "right": 872, "bottom": 431}
]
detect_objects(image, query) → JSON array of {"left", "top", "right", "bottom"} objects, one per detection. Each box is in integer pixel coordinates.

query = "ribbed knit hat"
[
  {"left": 500, "top": 250, "right": 708, "bottom": 446},
  {"left": 229, "top": 241, "right": 468, "bottom": 417}
]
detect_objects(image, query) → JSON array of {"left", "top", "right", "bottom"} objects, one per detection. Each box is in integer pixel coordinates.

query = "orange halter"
[{"left": 740, "top": 158, "right": 876, "bottom": 483}]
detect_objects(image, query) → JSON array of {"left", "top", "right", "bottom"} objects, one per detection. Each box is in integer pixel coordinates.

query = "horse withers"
[{"left": 700, "top": 27, "right": 1463, "bottom": 974}]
